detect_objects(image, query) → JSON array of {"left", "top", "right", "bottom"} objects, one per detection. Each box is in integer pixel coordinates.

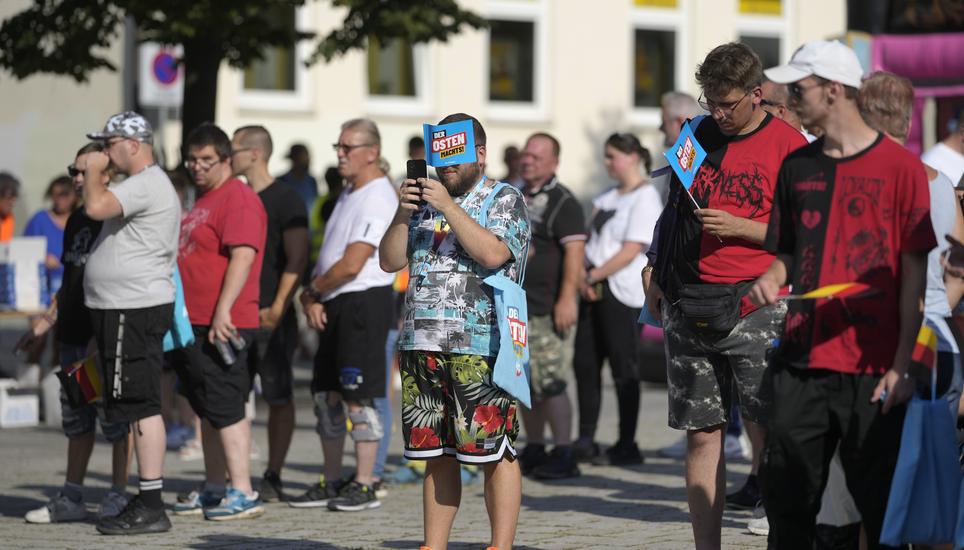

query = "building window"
[
  {"left": 243, "top": 5, "right": 296, "bottom": 91},
  {"left": 740, "top": 35, "right": 781, "bottom": 72},
  {"left": 634, "top": 29, "right": 676, "bottom": 108},
  {"left": 367, "top": 37, "right": 416, "bottom": 97},
  {"left": 488, "top": 19, "right": 535, "bottom": 103},
  {"left": 740, "top": 0, "right": 782, "bottom": 15}
]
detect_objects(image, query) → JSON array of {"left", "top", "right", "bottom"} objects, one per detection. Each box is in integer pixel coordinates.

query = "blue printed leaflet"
[
  {"left": 664, "top": 115, "right": 708, "bottom": 191},
  {"left": 423, "top": 120, "right": 477, "bottom": 167}
]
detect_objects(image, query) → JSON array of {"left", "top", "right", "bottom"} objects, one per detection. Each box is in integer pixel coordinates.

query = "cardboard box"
[{"left": 0, "top": 379, "right": 40, "bottom": 428}]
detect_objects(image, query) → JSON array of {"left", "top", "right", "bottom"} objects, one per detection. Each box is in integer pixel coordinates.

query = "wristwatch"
[{"left": 304, "top": 286, "right": 323, "bottom": 302}]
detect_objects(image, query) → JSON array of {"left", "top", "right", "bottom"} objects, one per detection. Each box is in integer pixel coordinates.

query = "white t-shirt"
[
  {"left": 585, "top": 184, "right": 663, "bottom": 308},
  {"left": 84, "top": 165, "right": 181, "bottom": 309},
  {"left": 925, "top": 171, "right": 959, "bottom": 353},
  {"left": 314, "top": 175, "right": 398, "bottom": 301},
  {"left": 922, "top": 142, "right": 964, "bottom": 187}
]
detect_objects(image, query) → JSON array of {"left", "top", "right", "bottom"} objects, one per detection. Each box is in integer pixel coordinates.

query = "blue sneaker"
[
  {"left": 203, "top": 488, "right": 264, "bottom": 521},
  {"left": 165, "top": 424, "right": 195, "bottom": 451},
  {"left": 173, "top": 489, "right": 221, "bottom": 516}
]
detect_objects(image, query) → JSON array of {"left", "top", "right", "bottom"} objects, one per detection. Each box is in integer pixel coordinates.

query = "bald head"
[
  {"left": 235, "top": 125, "right": 274, "bottom": 163},
  {"left": 761, "top": 80, "right": 803, "bottom": 131}
]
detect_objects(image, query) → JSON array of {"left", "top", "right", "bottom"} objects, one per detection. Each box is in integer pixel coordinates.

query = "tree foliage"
[
  {"left": 0, "top": 0, "right": 485, "bottom": 81},
  {"left": 0, "top": 0, "right": 486, "bottom": 151}
]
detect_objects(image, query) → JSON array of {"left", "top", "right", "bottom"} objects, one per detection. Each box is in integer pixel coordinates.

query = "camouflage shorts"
[
  {"left": 528, "top": 314, "right": 573, "bottom": 401},
  {"left": 663, "top": 300, "right": 786, "bottom": 430}
]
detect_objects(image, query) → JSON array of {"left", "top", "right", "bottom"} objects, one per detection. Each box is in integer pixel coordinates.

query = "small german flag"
[
  {"left": 66, "top": 356, "right": 103, "bottom": 404},
  {"left": 783, "top": 282, "right": 877, "bottom": 300},
  {"left": 911, "top": 325, "right": 938, "bottom": 370}
]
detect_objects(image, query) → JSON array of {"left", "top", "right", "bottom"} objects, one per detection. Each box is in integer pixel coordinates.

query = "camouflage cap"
[{"left": 86, "top": 111, "right": 154, "bottom": 143}]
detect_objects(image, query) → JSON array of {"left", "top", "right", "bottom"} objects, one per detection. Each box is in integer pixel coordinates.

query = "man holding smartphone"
[
  {"left": 379, "top": 113, "right": 531, "bottom": 550},
  {"left": 291, "top": 118, "right": 397, "bottom": 512}
]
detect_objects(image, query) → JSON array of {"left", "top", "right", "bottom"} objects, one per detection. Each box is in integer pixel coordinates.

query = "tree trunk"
[{"left": 180, "top": 38, "right": 223, "bottom": 160}]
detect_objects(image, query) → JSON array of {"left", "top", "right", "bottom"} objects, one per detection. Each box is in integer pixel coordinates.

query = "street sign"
[{"left": 138, "top": 43, "right": 183, "bottom": 108}]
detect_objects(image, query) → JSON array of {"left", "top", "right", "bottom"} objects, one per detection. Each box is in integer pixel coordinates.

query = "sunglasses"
[{"left": 67, "top": 165, "right": 81, "bottom": 177}]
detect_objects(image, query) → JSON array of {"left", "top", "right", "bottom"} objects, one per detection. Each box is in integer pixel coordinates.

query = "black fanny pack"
[{"left": 675, "top": 282, "right": 752, "bottom": 334}]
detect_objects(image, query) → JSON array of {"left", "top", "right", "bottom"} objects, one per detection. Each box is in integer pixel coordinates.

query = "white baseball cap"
[{"left": 764, "top": 40, "right": 864, "bottom": 89}]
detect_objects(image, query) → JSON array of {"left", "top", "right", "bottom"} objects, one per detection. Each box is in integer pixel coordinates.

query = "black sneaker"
[
  {"left": 531, "top": 447, "right": 581, "bottom": 480},
  {"left": 518, "top": 444, "right": 549, "bottom": 475},
  {"left": 259, "top": 470, "right": 286, "bottom": 502},
  {"left": 326, "top": 481, "right": 381, "bottom": 512},
  {"left": 726, "top": 474, "right": 760, "bottom": 510},
  {"left": 592, "top": 441, "right": 644, "bottom": 466},
  {"left": 287, "top": 478, "right": 346, "bottom": 508},
  {"left": 96, "top": 496, "right": 171, "bottom": 536},
  {"left": 571, "top": 440, "right": 601, "bottom": 463}
]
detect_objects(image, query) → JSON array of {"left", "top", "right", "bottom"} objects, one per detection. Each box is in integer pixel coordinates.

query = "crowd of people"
[{"left": 5, "top": 35, "right": 964, "bottom": 550}]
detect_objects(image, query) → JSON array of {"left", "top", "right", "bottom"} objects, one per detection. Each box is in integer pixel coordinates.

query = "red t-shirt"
[
  {"left": 178, "top": 178, "right": 267, "bottom": 328},
  {"left": 690, "top": 114, "right": 808, "bottom": 284},
  {"left": 765, "top": 134, "right": 936, "bottom": 374}
]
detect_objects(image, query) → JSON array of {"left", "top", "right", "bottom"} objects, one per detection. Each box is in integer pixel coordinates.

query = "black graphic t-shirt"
[
  {"left": 59, "top": 209, "right": 103, "bottom": 346},
  {"left": 765, "top": 134, "right": 936, "bottom": 374},
  {"left": 522, "top": 177, "right": 586, "bottom": 316},
  {"left": 258, "top": 181, "right": 309, "bottom": 309},
  {"left": 668, "top": 114, "right": 807, "bottom": 292}
]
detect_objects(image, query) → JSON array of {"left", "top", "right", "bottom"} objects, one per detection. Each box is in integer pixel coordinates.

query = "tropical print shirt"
[{"left": 398, "top": 178, "right": 530, "bottom": 357}]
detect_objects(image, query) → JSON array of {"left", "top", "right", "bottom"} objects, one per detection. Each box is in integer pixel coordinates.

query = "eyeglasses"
[
  {"left": 67, "top": 165, "right": 81, "bottom": 177},
  {"left": 230, "top": 147, "right": 251, "bottom": 156},
  {"left": 760, "top": 99, "right": 785, "bottom": 109},
  {"left": 104, "top": 138, "right": 127, "bottom": 149},
  {"left": 183, "top": 156, "right": 224, "bottom": 170},
  {"left": 332, "top": 142, "right": 374, "bottom": 154},
  {"left": 789, "top": 81, "right": 824, "bottom": 100},
  {"left": 698, "top": 91, "right": 750, "bottom": 115}
]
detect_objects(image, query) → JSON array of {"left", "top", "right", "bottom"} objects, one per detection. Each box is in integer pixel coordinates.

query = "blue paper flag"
[
  {"left": 423, "top": 120, "right": 477, "bottom": 167},
  {"left": 664, "top": 115, "right": 708, "bottom": 191}
]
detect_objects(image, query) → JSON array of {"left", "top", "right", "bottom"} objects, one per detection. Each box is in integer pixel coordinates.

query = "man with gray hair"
[
  {"left": 82, "top": 111, "right": 181, "bottom": 535},
  {"left": 290, "top": 118, "right": 398, "bottom": 512},
  {"left": 653, "top": 91, "right": 705, "bottom": 203}
]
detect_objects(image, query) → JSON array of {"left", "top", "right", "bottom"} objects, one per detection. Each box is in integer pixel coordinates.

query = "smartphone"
[{"left": 406, "top": 159, "right": 427, "bottom": 206}]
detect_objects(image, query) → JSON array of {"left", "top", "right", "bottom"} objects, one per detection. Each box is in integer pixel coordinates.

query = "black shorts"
[
  {"left": 170, "top": 326, "right": 255, "bottom": 429},
  {"left": 247, "top": 308, "right": 298, "bottom": 406},
  {"left": 90, "top": 303, "right": 173, "bottom": 424},
  {"left": 312, "top": 285, "right": 392, "bottom": 401}
]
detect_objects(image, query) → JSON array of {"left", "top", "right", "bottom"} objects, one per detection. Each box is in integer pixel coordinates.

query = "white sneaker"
[
  {"left": 724, "top": 433, "right": 751, "bottom": 460},
  {"left": 24, "top": 493, "right": 86, "bottom": 523},
  {"left": 179, "top": 439, "right": 203, "bottom": 461},
  {"left": 98, "top": 490, "right": 128, "bottom": 519},
  {"left": 748, "top": 504, "right": 769, "bottom": 536},
  {"left": 658, "top": 435, "right": 687, "bottom": 459}
]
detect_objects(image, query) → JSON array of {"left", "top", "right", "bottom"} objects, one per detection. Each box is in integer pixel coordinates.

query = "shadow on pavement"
[
  {"left": 382, "top": 541, "right": 543, "bottom": 550},
  {"left": 189, "top": 534, "right": 343, "bottom": 549},
  {"left": 0, "top": 494, "right": 47, "bottom": 517}
]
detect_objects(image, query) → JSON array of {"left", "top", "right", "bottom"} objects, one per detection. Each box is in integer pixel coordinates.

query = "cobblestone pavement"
[{"left": 0, "top": 362, "right": 765, "bottom": 549}]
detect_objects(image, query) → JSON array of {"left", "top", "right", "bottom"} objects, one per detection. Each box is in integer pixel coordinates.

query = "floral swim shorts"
[{"left": 399, "top": 350, "right": 519, "bottom": 464}]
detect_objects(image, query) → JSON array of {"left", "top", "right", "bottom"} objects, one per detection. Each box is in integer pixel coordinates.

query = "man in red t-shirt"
[
  {"left": 647, "top": 42, "right": 806, "bottom": 548},
  {"left": 171, "top": 123, "right": 268, "bottom": 521},
  {"left": 750, "top": 41, "right": 935, "bottom": 549}
]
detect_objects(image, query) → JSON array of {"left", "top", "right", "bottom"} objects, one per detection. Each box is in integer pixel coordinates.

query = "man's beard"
[{"left": 440, "top": 164, "right": 482, "bottom": 197}]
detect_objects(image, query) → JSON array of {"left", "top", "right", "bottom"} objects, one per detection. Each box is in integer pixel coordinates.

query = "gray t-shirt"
[{"left": 84, "top": 165, "right": 181, "bottom": 309}]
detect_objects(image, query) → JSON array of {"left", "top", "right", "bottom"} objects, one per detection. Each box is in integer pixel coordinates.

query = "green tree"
[{"left": 0, "top": 0, "right": 485, "bottom": 152}]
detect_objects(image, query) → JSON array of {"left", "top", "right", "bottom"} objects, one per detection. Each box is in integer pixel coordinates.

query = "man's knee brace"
[
  {"left": 313, "top": 391, "right": 347, "bottom": 439},
  {"left": 348, "top": 402, "right": 383, "bottom": 442}
]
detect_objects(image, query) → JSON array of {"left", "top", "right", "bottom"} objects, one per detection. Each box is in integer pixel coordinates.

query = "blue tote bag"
[
  {"left": 162, "top": 266, "right": 195, "bottom": 352},
  {"left": 880, "top": 365, "right": 959, "bottom": 546},
  {"left": 476, "top": 182, "right": 531, "bottom": 409}
]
